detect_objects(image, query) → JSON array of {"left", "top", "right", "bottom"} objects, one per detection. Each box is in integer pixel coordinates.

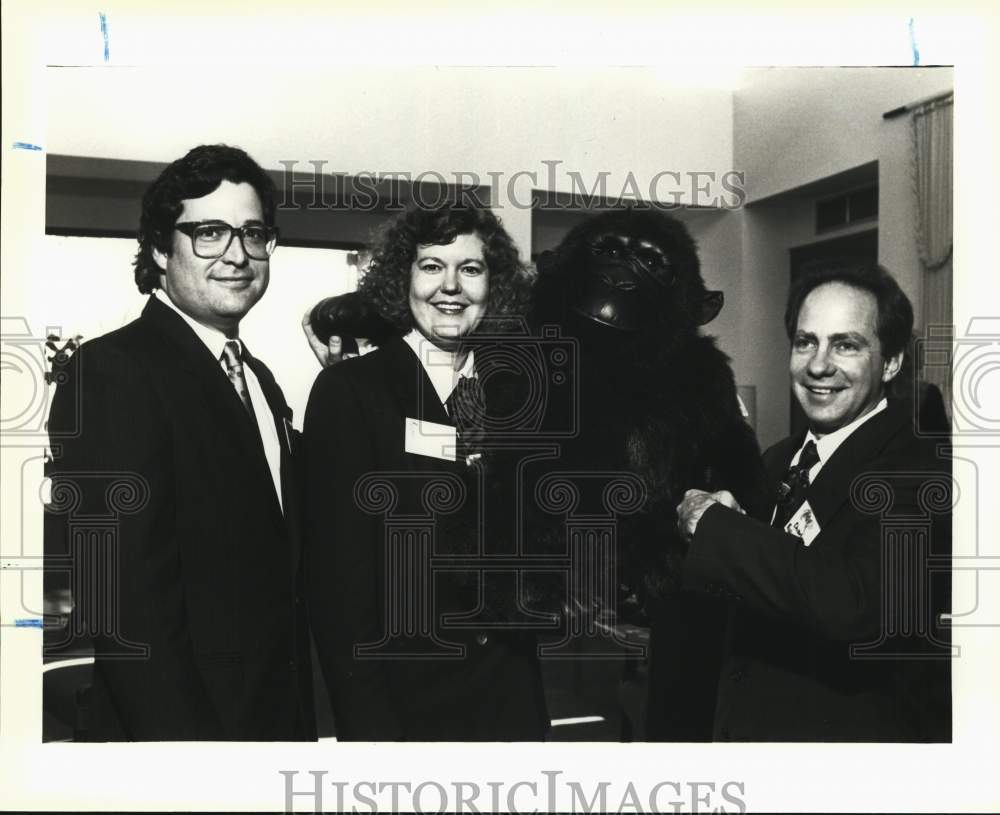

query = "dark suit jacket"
[
  {"left": 45, "top": 296, "right": 315, "bottom": 741},
  {"left": 683, "top": 399, "right": 951, "bottom": 741},
  {"left": 303, "top": 336, "right": 549, "bottom": 741}
]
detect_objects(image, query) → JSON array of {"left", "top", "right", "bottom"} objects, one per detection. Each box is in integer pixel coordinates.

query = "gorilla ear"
[{"left": 699, "top": 290, "right": 724, "bottom": 324}]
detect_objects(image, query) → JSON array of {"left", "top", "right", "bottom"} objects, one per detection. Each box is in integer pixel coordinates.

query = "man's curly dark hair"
[
  {"left": 358, "top": 203, "right": 531, "bottom": 334},
  {"left": 133, "top": 144, "right": 276, "bottom": 294}
]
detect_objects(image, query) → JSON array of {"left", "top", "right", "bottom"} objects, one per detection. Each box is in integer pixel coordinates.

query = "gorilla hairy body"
[
  {"left": 528, "top": 209, "right": 768, "bottom": 605},
  {"left": 527, "top": 209, "right": 768, "bottom": 739}
]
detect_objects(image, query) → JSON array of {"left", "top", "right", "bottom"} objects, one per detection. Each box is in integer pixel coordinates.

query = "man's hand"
[
  {"left": 677, "top": 489, "right": 744, "bottom": 541},
  {"left": 302, "top": 309, "right": 354, "bottom": 368}
]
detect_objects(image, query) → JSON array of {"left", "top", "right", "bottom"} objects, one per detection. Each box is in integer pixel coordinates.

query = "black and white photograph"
[{"left": 1, "top": 4, "right": 997, "bottom": 813}]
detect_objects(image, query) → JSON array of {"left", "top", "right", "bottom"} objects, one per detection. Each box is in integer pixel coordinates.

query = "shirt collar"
[
  {"left": 804, "top": 396, "right": 888, "bottom": 466},
  {"left": 154, "top": 289, "right": 240, "bottom": 362},
  {"left": 402, "top": 329, "right": 476, "bottom": 406}
]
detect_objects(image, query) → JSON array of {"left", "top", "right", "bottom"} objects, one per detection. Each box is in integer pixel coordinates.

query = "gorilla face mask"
[{"left": 571, "top": 232, "right": 675, "bottom": 332}]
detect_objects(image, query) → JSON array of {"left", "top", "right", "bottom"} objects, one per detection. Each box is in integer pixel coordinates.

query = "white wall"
[
  {"left": 682, "top": 210, "right": 745, "bottom": 374},
  {"left": 45, "top": 66, "right": 734, "bottom": 262},
  {"left": 46, "top": 66, "right": 733, "bottom": 209},
  {"left": 735, "top": 67, "right": 954, "bottom": 327},
  {"left": 734, "top": 67, "right": 953, "bottom": 204},
  {"left": 733, "top": 199, "right": 813, "bottom": 448}
]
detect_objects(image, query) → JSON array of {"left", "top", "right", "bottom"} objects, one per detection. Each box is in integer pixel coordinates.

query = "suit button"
[
  {"left": 720, "top": 727, "right": 731, "bottom": 740},
  {"left": 475, "top": 633, "right": 489, "bottom": 646},
  {"left": 729, "top": 670, "right": 744, "bottom": 682}
]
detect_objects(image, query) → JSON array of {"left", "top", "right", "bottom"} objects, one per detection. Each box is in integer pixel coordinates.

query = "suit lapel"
[
  {"left": 140, "top": 297, "right": 284, "bottom": 526},
  {"left": 764, "top": 434, "right": 803, "bottom": 482},
  {"left": 142, "top": 297, "right": 261, "bottom": 438},
  {"left": 805, "top": 402, "right": 909, "bottom": 526},
  {"left": 382, "top": 336, "right": 452, "bottom": 426}
]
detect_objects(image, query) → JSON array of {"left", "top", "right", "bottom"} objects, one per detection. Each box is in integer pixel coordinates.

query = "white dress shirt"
[
  {"left": 789, "top": 397, "right": 889, "bottom": 482},
  {"left": 154, "top": 290, "right": 283, "bottom": 510}
]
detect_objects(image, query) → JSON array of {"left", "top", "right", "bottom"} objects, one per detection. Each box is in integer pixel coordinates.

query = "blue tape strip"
[
  {"left": 15, "top": 618, "right": 43, "bottom": 628},
  {"left": 99, "top": 12, "right": 109, "bottom": 63},
  {"left": 908, "top": 18, "right": 921, "bottom": 66},
  {"left": 13, "top": 142, "right": 43, "bottom": 151}
]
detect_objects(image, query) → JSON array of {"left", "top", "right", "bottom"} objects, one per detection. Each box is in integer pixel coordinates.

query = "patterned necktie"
[
  {"left": 221, "top": 340, "right": 258, "bottom": 423},
  {"left": 772, "top": 440, "right": 820, "bottom": 529},
  {"left": 446, "top": 375, "right": 487, "bottom": 460}
]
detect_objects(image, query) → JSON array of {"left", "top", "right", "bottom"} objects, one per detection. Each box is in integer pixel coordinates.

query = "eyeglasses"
[{"left": 174, "top": 221, "right": 279, "bottom": 260}]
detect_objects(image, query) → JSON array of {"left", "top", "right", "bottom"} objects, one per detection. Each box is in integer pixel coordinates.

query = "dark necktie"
[
  {"left": 221, "top": 340, "right": 258, "bottom": 423},
  {"left": 446, "top": 375, "right": 487, "bottom": 460},
  {"left": 772, "top": 440, "right": 820, "bottom": 530}
]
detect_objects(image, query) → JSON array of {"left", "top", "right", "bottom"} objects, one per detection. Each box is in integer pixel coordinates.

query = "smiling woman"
[
  {"left": 408, "top": 233, "right": 490, "bottom": 352},
  {"left": 302, "top": 203, "right": 545, "bottom": 741},
  {"left": 358, "top": 203, "right": 529, "bottom": 345}
]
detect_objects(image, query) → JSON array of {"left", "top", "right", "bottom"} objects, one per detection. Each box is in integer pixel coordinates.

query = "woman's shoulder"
[{"left": 311, "top": 338, "right": 406, "bottom": 397}]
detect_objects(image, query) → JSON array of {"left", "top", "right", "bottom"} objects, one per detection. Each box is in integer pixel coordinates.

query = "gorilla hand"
[
  {"left": 305, "top": 292, "right": 395, "bottom": 368},
  {"left": 302, "top": 310, "right": 350, "bottom": 367}
]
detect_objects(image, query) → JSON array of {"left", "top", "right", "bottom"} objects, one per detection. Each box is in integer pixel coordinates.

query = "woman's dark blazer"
[{"left": 303, "top": 336, "right": 549, "bottom": 741}]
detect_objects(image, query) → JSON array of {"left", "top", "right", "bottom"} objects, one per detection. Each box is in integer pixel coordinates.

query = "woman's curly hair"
[{"left": 358, "top": 203, "right": 532, "bottom": 334}]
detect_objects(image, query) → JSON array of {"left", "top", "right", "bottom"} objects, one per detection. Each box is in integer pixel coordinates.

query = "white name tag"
[
  {"left": 784, "top": 499, "right": 821, "bottom": 546},
  {"left": 404, "top": 417, "right": 456, "bottom": 462}
]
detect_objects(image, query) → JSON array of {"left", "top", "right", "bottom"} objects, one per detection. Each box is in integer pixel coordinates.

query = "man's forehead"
[{"left": 797, "top": 282, "right": 878, "bottom": 331}]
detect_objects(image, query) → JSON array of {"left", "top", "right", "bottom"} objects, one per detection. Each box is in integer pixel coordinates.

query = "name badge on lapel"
[
  {"left": 404, "top": 417, "right": 457, "bottom": 462},
  {"left": 784, "top": 500, "right": 821, "bottom": 546}
]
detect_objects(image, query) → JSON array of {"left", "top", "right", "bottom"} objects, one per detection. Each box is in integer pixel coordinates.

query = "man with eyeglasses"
[{"left": 45, "top": 144, "right": 316, "bottom": 740}]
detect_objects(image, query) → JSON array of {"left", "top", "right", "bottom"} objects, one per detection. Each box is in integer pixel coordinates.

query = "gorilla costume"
[{"left": 310, "top": 207, "right": 768, "bottom": 739}]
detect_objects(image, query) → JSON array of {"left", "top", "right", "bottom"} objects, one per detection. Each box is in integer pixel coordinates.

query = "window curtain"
[{"left": 912, "top": 95, "right": 953, "bottom": 416}]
